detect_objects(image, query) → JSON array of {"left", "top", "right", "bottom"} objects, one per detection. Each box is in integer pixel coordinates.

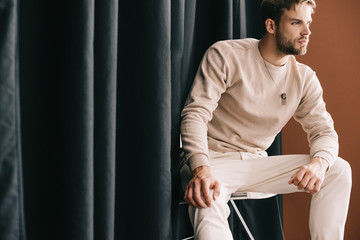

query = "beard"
[{"left": 275, "top": 28, "right": 307, "bottom": 55}]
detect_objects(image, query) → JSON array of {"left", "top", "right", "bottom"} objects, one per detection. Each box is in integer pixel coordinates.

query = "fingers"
[
  {"left": 311, "top": 178, "right": 323, "bottom": 194},
  {"left": 305, "top": 177, "right": 317, "bottom": 194},
  {"left": 306, "top": 175, "right": 324, "bottom": 195},
  {"left": 297, "top": 172, "right": 312, "bottom": 191},
  {"left": 200, "top": 179, "right": 212, "bottom": 207},
  {"left": 288, "top": 175, "right": 295, "bottom": 184},
  {"left": 212, "top": 180, "right": 221, "bottom": 201},
  {"left": 184, "top": 177, "right": 220, "bottom": 208},
  {"left": 288, "top": 166, "right": 307, "bottom": 186},
  {"left": 184, "top": 183, "right": 195, "bottom": 207},
  {"left": 288, "top": 165, "right": 325, "bottom": 194},
  {"left": 185, "top": 180, "right": 205, "bottom": 208}
]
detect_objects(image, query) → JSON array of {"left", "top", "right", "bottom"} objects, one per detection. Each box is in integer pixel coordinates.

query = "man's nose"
[{"left": 302, "top": 24, "right": 311, "bottom": 36}]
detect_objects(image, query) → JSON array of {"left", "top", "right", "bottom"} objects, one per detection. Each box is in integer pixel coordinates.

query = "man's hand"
[
  {"left": 184, "top": 166, "right": 221, "bottom": 208},
  {"left": 288, "top": 157, "right": 329, "bottom": 195}
]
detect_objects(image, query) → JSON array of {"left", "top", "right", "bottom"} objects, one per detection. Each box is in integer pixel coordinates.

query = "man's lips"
[{"left": 298, "top": 38, "right": 309, "bottom": 46}]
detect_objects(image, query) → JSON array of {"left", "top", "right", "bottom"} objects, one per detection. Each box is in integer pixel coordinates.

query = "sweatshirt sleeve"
[
  {"left": 293, "top": 70, "right": 339, "bottom": 168},
  {"left": 180, "top": 44, "right": 230, "bottom": 171}
]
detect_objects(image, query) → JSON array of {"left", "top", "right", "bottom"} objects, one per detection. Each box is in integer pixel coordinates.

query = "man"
[{"left": 180, "top": 0, "right": 352, "bottom": 239}]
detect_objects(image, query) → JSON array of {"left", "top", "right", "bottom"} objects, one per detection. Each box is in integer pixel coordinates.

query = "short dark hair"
[{"left": 260, "top": 0, "right": 316, "bottom": 34}]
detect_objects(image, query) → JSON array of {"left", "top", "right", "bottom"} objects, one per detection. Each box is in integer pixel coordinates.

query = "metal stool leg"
[{"left": 229, "top": 199, "right": 255, "bottom": 240}]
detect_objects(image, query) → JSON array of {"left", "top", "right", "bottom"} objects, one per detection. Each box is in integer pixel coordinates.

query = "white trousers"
[{"left": 180, "top": 151, "right": 352, "bottom": 240}]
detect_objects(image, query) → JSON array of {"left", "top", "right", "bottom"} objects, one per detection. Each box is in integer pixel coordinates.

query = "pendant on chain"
[{"left": 281, "top": 93, "right": 287, "bottom": 105}]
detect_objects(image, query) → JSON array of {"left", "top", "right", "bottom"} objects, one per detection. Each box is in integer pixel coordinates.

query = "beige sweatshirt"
[{"left": 181, "top": 38, "right": 338, "bottom": 171}]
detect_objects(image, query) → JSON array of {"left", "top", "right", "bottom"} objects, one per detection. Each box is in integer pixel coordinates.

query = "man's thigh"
[{"left": 208, "top": 151, "right": 312, "bottom": 195}]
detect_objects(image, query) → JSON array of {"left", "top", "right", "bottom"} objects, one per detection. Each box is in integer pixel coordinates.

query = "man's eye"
[{"left": 291, "top": 21, "right": 300, "bottom": 25}]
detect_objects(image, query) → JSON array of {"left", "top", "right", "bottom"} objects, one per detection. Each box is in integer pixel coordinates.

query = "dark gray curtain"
[
  {"left": 0, "top": 0, "right": 26, "bottom": 239},
  {"left": 0, "top": 0, "right": 282, "bottom": 239}
]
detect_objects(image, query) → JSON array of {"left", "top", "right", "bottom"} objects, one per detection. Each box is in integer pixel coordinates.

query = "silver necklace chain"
[{"left": 262, "top": 58, "right": 288, "bottom": 105}]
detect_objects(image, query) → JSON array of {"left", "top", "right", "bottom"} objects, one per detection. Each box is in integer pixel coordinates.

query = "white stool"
[{"left": 229, "top": 192, "right": 255, "bottom": 240}]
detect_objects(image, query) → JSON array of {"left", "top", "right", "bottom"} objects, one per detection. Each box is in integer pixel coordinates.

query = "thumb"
[{"left": 212, "top": 181, "right": 221, "bottom": 200}]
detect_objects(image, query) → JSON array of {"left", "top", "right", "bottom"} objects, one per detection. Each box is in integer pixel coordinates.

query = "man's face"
[{"left": 275, "top": 3, "right": 313, "bottom": 55}]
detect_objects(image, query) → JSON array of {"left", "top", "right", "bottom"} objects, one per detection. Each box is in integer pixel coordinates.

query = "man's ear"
[{"left": 265, "top": 19, "right": 276, "bottom": 34}]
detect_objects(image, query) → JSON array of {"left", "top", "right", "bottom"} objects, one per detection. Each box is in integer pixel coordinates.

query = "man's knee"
[{"left": 331, "top": 157, "right": 352, "bottom": 189}]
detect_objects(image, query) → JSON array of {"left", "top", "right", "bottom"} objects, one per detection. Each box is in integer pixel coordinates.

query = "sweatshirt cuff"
[
  {"left": 188, "top": 154, "right": 210, "bottom": 172},
  {"left": 312, "top": 151, "right": 335, "bottom": 169}
]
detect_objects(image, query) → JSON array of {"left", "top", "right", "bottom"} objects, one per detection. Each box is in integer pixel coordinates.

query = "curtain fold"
[
  {"left": 170, "top": 1, "right": 185, "bottom": 238},
  {"left": 115, "top": 1, "right": 172, "bottom": 239},
  {"left": 0, "top": 0, "right": 26, "bottom": 239},
  {"left": 93, "top": 0, "right": 118, "bottom": 239},
  {"left": 0, "top": 0, "right": 283, "bottom": 239}
]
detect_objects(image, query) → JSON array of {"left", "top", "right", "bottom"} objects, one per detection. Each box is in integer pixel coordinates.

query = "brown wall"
[{"left": 282, "top": 0, "right": 360, "bottom": 239}]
